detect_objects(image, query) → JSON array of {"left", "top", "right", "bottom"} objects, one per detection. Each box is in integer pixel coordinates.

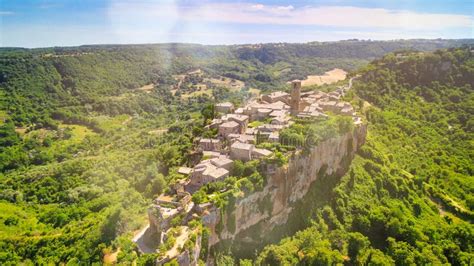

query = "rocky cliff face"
[{"left": 202, "top": 124, "right": 367, "bottom": 249}]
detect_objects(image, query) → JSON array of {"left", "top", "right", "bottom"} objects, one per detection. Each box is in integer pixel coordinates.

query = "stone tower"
[{"left": 290, "top": 80, "right": 301, "bottom": 115}]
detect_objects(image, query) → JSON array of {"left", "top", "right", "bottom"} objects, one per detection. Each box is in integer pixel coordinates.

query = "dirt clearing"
[
  {"left": 136, "top": 84, "right": 154, "bottom": 93},
  {"left": 301, "top": 68, "right": 347, "bottom": 87}
]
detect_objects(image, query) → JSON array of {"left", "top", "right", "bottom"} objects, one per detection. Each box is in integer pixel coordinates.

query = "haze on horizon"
[{"left": 1, "top": 0, "right": 473, "bottom": 48}]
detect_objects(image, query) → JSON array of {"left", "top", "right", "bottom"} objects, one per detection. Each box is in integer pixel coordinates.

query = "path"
[{"left": 347, "top": 75, "right": 358, "bottom": 90}]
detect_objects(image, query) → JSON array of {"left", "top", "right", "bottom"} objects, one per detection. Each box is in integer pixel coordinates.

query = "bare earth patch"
[
  {"left": 136, "top": 84, "right": 154, "bottom": 93},
  {"left": 15, "top": 127, "right": 27, "bottom": 135},
  {"left": 103, "top": 248, "right": 120, "bottom": 265},
  {"left": 301, "top": 68, "right": 347, "bottom": 87}
]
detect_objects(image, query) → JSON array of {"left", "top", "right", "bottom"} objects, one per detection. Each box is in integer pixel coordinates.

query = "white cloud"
[
  {"left": 276, "top": 5, "right": 294, "bottom": 11},
  {"left": 251, "top": 4, "right": 264, "bottom": 10},
  {"left": 2, "top": 1, "right": 471, "bottom": 47},
  {"left": 107, "top": 2, "right": 472, "bottom": 30},
  {"left": 189, "top": 3, "right": 472, "bottom": 29},
  {"left": 95, "top": 1, "right": 473, "bottom": 47}
]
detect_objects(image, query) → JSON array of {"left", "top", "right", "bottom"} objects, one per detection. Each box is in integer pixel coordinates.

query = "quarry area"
[{"left": 135, "top": 78, "right": 365, "bottom": 265}]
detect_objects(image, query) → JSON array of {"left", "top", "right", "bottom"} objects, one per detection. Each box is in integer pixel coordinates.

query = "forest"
[
  {"left": 250, "top": 48, "right": 474, "bottom": 265},
  {"left": 0, "top": 40, "right": 473, "bottom": 264}
]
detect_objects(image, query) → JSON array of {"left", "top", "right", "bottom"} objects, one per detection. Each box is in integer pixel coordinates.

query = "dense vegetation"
[
  {"left": 2, "top": 39, "right": 473, "bottom": 127},
  {"left": 252, "top": 48, "right": 474, "bottom": 265},
  {"left": 0, "top": 40, "right": 472, "bottom": 264},
  {"left": 0, "top": 45, "right": 204, "bottom": 264}
]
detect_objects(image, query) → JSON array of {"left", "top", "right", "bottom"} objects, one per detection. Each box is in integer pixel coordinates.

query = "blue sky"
[{"left": 1, "top": 0, "right": 473, "bottom": 48}]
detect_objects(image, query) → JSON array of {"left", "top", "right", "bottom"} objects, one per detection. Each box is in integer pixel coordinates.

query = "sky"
[{"left": 0, "top": 0, "right": 473, "bottom": 48}]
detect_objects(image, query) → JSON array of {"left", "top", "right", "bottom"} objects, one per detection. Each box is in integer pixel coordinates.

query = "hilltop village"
[{"left": 143, "top": 79, "right": 362, "bottom": 264}]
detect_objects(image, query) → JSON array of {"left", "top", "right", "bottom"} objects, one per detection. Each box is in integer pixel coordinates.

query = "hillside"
[
  {"left": 2, "top": 39, "right": 473, "bottom": 128},
  {"left": 250, "top": 48, "right": 474, "bottom": 265},
  {"left": 0, "top": 40, "right": 473, "bottom": 265}
]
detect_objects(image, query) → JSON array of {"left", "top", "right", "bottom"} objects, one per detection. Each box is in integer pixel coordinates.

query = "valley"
[{"left": 0, "top": 40, "right": 473, "bottom": 265}]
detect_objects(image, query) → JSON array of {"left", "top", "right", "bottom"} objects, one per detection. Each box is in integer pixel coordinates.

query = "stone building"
[
  {"left": 222, "top": 114, "right": 249, "bottom": 133},
  {"left": 199, "top": 138, "right": 222, "bottom": 151},
  {"left": 190, "top": 160, "right": 230, "bottom": 186},
  {"left": 230, "top": 142, "right": 253, "bottom": 161},
  {"left": 230, "top": 141, "right": 272, "bottom": 162},
  {"left": 319, "top": 101, "right": 337, "bottom": 112},
  {"left": 257, "top": 108, "right": 273, "bottom": 120},
  {"left": 218, "top": 121, "right": 240, "bottom": 137},
  {"left": 210, "top": 157, "right": 234, "bottom": 171},
  {"left": 262, "top": 91, "right": 289, "bottom": 103},
  {"left": 228, "top": 133, "right": 255, "bottom": 144},
  {"left": 216, "top": 102, "right": 234, "bottom": 113},
  {"left": 252, "top": 148, "right": 272, "bottom": 159}
]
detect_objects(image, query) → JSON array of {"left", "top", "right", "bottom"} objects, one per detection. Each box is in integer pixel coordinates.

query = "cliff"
[{"left": 202, "top": 124, "right": 367, "bottom": 250}]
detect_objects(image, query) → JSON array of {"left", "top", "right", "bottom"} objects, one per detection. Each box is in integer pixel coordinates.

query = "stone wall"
[{"left": 202, "top": 124, "right": 367, "bottom": 249}]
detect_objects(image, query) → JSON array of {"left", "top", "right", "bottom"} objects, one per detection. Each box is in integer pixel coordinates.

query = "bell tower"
[{"left": 290, "top": 80, "right": 301, "bottom": 115}]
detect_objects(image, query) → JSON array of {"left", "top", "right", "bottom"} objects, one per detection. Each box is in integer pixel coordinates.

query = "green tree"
[
  {"left": 201, "top": 104, "right": 215, "bottom": 124},
  {"left": 348, "top": 232, "right": 370, "bottom": 263}
]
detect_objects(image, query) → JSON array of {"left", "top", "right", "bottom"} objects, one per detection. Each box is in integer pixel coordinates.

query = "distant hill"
[{"left": 1, "top": 39, "right": 472, "bottom": 128}]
